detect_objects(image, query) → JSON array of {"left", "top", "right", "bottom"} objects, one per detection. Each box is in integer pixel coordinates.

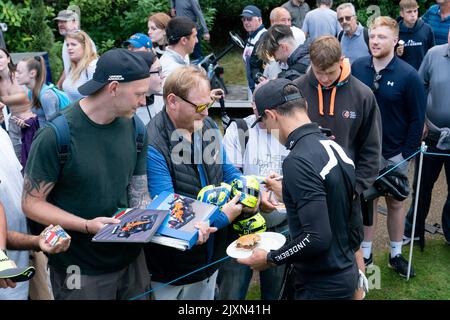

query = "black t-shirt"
[{"left": 268, "top": 123, "right": 356, "bottom": 276}]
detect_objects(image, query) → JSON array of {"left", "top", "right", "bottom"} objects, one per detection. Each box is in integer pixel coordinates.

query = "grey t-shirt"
[
  {"left": 419, "top": 44, "right": 450, "bottom": 129},
  {"left": 171, "top": 0, "right": 209, "bottom": 33},
  {"left": 31, "top": 88, "right": 59, "bottom": 128},
  {"left": 302, "top": 7, "right": 341, "bottom": 41}
]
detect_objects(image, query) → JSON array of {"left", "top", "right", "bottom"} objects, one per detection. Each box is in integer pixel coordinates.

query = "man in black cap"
[
  {"left": 22, "top": 49, "right": 152, "bottom": 300},
  {"left": 238, "top": 78, "right": 359, "bottom": 300},
  {"left": 241, "top": 5, "right": 266, "bottom": 91}
]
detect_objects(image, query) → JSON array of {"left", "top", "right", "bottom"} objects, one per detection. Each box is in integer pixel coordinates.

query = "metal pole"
[{"left": 407, "top": 142, "right": 427, "bottom": 280}]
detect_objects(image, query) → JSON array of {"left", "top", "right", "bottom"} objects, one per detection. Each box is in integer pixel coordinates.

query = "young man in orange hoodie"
[{"left": 294, "top": 36, "right": 382, "bottom": 299}]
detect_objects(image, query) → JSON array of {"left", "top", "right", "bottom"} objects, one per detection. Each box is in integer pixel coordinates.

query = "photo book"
[
  {"left": 147, "top": 191, "right": 220, "bottom": 250},
  {"left": 92, "top": 208, "right": 169, "bottom": 243}
]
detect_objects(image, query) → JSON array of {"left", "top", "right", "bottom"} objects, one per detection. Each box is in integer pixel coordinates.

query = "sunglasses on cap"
[
  {"left": 338, "top": 15, "right": 354, "bottom": 23},
  {"left": 177, "top": 95, "right": 215, "bottom": 113}
]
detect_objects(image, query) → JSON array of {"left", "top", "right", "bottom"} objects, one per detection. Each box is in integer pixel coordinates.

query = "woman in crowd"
[
  {"left": 148, "top": 12, "right": 171, "bottom": 58},
  {"left": 62, "top": 30, "right": 98, "bottom": 102},
  {"left": 0, "top": 48, "right": 31, "bottom": 159}
]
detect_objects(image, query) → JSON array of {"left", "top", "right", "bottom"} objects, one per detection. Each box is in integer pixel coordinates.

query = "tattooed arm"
[
  {"left": 128, "top": 175, "right": 151, "bottom": 209},
  {"left": 21, "top": 175, "right": 119, "bottom": 234}
]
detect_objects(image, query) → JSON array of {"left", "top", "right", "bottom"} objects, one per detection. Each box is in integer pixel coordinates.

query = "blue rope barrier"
[
  {"left": 375, "top": 149, "right": 422, "bottom": 181},
  {"left": 130, "top": 144, "right": 450, "bottom": 300},
  {"left": 423, "top": 151, "right": 450, "bottom": 157},
  {"left": 129, "top": 255, "right": 230, "bottom": 300}
]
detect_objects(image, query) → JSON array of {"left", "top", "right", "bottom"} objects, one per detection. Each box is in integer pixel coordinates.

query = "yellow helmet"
[
  {"left": 230, "top": 176, "right": 260, "bottom": 208},
  {"left": 197, "top": 183, "right": 232, "bottom": 210},
  {"left": 232, "top": 212, "right": 267, "bottom": 236}
]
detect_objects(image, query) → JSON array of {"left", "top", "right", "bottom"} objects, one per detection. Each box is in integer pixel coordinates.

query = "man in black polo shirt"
[
  {"left": 238, "top": 78, "right": 358, "bottom": 300},
  {"left": 352, "top": 17, "right": 426, "bottom": 277}
]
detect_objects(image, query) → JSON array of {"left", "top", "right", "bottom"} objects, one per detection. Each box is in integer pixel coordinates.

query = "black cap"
[
  {"left": 251, "top": 78, "right": 303, "bottom": 128},
  {"left": 241, "top": 5, "right": 262, "bottom": 18},
  {"left": 78, "top": 48, "right": 150, "bottom": 96}
]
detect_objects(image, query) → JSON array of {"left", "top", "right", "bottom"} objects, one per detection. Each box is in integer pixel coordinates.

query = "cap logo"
[{"left": 108, "top": 75, "right": 125, "bottom": 81}]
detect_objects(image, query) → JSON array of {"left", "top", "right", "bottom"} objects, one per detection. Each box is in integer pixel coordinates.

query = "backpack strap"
[
  {"left": 47, "top": 113, "right": 71, "bottom": 165},
  {"left": 132, "top": 115, "right": 145, "bottom": 154},
  {"left": 229, "top": 118, "right": 249, "bottom": 159},
  {"left": 363, "top": 28, "right": 370, "bottom": 49},
  {"left": 337, "top": 30, "right": 344, "bottom": 42}
]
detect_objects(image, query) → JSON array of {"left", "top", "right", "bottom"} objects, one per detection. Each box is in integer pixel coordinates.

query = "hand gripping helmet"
[
  {"left": 374, "top": 165, "right": 410, "bottom": 201},
  {"left": 230, "top": 176, "right": 260, "bottom": 208},
  {"left": 232, "top": 212, "right": 267, "bottom": 236},
  {"left": 197, "top": 183, "right": 232, "bottom": 209}
]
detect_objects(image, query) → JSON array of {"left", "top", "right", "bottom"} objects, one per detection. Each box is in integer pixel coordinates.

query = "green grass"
[
  {"left": 246, "top": 238, "right": 450, "bottom": 300},
  {"left": 217, "top": 48, "right": 247, "bottom": 86},
  {"left": 367, "top": 238, "right": 450, "bottom": 300}
]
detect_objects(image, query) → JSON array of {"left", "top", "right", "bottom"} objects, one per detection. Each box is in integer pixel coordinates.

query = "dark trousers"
[
  {"left": 191, "top": 30, "right": 203, "bottom": 61},
  {"left": 405, "top": 139, "right": 450, "bottom": 242},
  {"left": 49, "top": 250, "right": 151, "bottom": 300}
]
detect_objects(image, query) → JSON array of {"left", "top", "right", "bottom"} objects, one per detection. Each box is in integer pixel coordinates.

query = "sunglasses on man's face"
[
  {"left": 372, "top": 72, "right": 382, "bottom": 93},
  {"left": 178, "top": 95, "right": 215, "bottom": 113},
  {"left": 338, "top": 15, "right": 354, "bottom": 23},
  {"left": 149, "top": 66, "right": 162, "bottom": 76}
]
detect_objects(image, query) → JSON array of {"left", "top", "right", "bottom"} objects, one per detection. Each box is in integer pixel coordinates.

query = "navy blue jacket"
[
  {"left": 397, "top": 18, "right": 435, "bottom": 70},
  {"left": 352, "top": 56, "right": 426, "bottom": 160}
]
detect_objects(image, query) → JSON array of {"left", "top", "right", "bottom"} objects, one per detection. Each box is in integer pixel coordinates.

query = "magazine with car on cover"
[
  {"left": 91, "top": 208, "right": 169, "bottom": 243},
  {"left": 147, "top": 191, "right": 220, "bottom": 251}
]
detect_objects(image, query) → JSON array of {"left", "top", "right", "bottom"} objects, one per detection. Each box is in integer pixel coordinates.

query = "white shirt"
[
  {"left": 0, "top": 128, "right": 29, "bottom": 300},
  {"left": 223, "top": 115, "right": 290, "bottom": 228},
  {"left": 62, "top": 59, "right": 98, "bottom": 102}
]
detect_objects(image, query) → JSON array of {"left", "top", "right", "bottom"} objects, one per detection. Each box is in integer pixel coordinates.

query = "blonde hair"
[
  {"left": 65, "top": 30, "right": 97, "bottom": 82},
  {"left": 399, "top": 0, "right": 419, "bottom": 11},
  {"left": 163, "top": 66, "right": 209, "bottom": 104},
  {"left": 369, "top": 16, "right": 399, "bottom": 37}
]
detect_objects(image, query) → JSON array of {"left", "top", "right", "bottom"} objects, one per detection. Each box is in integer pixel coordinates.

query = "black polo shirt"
[
  {"left": 267, "top": 123, "right": 356, "bottom": 276},
  {"left": 352, "top": 55, "right": 426, "bottom": 159}
]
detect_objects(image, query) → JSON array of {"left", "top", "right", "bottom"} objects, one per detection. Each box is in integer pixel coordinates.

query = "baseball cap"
[
  {"left": 123, "top": 33, "right": 153, "bottom": 49},
  {"left": 54, "top": 9, "right": 78, "bottom": 21},
  {"left": 251, "top": 78, "right": 304, "bottom": 128},
  {"left": 241, "top": 5, "right": 262, "bottom": 18},
  {"left": 78, "top": 48, "right": 150, "bottom": 96}
]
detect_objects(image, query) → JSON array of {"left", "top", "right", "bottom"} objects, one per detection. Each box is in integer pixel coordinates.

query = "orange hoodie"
[{"left": 317, "top": 58, "right": 351, "bottom": 116}]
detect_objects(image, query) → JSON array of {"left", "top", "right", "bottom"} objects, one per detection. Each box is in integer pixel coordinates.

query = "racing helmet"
[
  {"left": 375, "top": 165, "right": 410, "bottom": 201},
  {"left": 232, "top": 212, "right": 267, "bottom": 236},
  {"left": 197, "top": 183, "right": 232, "bottom": 209},
  {"left": 230, "top": 176, "right": 260, "bottom": 208}
]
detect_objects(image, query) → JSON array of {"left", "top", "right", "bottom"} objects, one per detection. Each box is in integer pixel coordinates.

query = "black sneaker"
[
  {"left": 388, "top": 254, "right": 416, "bottom": 278},
  {"left": 364, "top": 253, "right": 373, "bottom": 267}
]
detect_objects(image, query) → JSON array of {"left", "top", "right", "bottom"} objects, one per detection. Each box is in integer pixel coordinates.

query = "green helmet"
[
  {"left": 197, "top": 183, "right": 232, "bottom": 210},
  {"left": 230, "top": 176, "right": 260, "bottom": 208},
  {"left": 232, "top": 212, "right": 267, "bottom": 236}
]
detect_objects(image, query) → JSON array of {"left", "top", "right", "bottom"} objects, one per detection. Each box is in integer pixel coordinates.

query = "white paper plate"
[{"left": 226, "top": 232, "right": 286, "bottom": 259}]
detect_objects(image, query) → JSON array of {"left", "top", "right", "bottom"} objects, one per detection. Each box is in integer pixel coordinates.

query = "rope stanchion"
[
  {"left": 129, "top": 255, "right": 230, "bottom": 300},
  {"left": 375, "top": 149, "right": 422, "bottom": 181},
  {"left": 407, "top": 142, "right": 427, "bottom": 281},
  {"left": 422, "top": 151, "right": 450, "bottom": 157}
]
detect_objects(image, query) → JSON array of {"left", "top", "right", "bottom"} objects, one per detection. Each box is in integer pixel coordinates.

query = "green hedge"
[{"left": 0, "top": 0, "right": 438, "bottom": 78}]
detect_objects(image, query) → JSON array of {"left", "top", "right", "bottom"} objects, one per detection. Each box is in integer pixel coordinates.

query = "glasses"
[
  {"left": 241, "top": 17, "right": 254, "bottom": 22},
  {"left": 178, "top": 95, "right": 215, "bottom": 113},
  {"left": 338, "top": 15, "right": 354, "bottom": 23},
  {"left": 372, "top": 72, "right": 382, "bottom": 92},
  {"left": 149, "top": 67, "right": 162, "bottom": 76}
]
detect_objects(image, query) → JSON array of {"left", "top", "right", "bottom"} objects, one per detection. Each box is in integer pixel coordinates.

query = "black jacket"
[
  {"left": 397, "top": 18, "right": 435, "bottom": 70},
  {"left": 294, "top": 59, "right": 382, "bottom": 195}
]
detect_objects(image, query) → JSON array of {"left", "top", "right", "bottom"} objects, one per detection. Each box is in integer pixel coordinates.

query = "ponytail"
[{"left": 23, "top": 56, "right": 47, "bottom": 109}]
